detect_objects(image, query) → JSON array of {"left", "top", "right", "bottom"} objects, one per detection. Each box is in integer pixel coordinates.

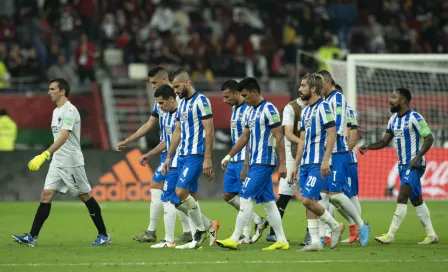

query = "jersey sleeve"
[
  {"left": 265, "top": 104, "right": 281, "bottom": 128},
  {"left": 321, "top": 102, "right": 335, "bottom": 129},
  {"left": 282, "top": 105, "right": 295, "bottom": 127},
  {"left": 386, "top": 115, "right": 395, "bottom": 134},
  {"left": 347, "top": 108, "right": 358, "bottom": 129},
  {"left": 151, "top": 103, "right": 160, "bottom": 118},
  {"left": 333, "top": 93, "right": 347, "bottom": 135},
  {"left": 300, "top": 107, "right": 307, "bottom": 131},
  {"left": 61, "top": 109, "right": 77, "bottom": 131},
  {"left": 197, "top": 96, "right": 213, "bottom": 120},
  {"left": 410, "top": 111, "right": 432, "bottom": 137}
]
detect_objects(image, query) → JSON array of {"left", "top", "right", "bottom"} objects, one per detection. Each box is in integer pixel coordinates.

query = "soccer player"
[
  {"left": 217, "top": 77, "right": 289, "bottom": 251},
  {"left": 117, "top": 66, "right": 192, "bottom": 244},
  {"left": 266, "top": 94, "right": 307, "bottom": 243},
  {"left": 316, "top": 70, "right": 370, "bottom": 246},
  {"left": 12, "top": 78, "right": 110, "bottom": 247},
  {"left": 334, "top": 83, "right": 361, "bottom": 243},
  {"left": 162, "top": 69, "right": 220, "bottom": 249},
  {"left": 360, "top": 88, "right": 438, "bottom": 244},
  {"left": 139, "top": 85, "right": 181, "bottom": 248},
  {"left": 221, "top": 80, "right": 268, "bottom": 244},
  {"left": 292, "top": 73, "right": 342, "bottom": 251}
]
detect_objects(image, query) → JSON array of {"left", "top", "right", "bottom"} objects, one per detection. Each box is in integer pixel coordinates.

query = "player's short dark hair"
[
  {"left": 335, "top": 84, "right": 343, "bottom": 93},
  {"left": 302, "top": 73, "right": 324, "bottom": 96},
  {"left": 221, "top": 80, "right": 238, "bottom": 92},
  {"left": 154, "top": 84, "right": 176, "bottom": 100},
  {"left": 171, "top": 68, "right": 188, "bottom": 81},
  {"left": 395, "top": 87, "right": 412, "bottom": 102},
  {"left": 237, "top": 77, "right": 260, "bottom": 93},
  {"left": 316, "top": 70, "right": 335, "bottom": 86},
  {"left": 147, "top": 66, "right": 167, "bottom": 78},
  {"left": 0, "top": 109, "right": 7, "bottom": 115},
  {"left": 50, "top": 78, "right": 70, "bottom": 97}
]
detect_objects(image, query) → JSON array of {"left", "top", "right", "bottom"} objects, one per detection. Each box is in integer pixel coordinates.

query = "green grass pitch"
[{"left": 1, "top": 201, "right": 447, "bottom": 272}]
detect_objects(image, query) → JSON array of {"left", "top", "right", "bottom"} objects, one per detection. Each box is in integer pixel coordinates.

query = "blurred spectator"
[
  {"left": 0, "top": 42, "right": 8, "bottom": 63},
  {"left": 317, "top": 33, "right": 341, "bottom": 71},
  {"left": 6, "top": 43, "right": 22, "bottom": 77},
  {"left": 0, "top": 17, "right": 15, "bottom": 42},
  {"left": 58, "top": 4, "right": 83, "bottom": 63},
  {"left": 146, "top": 31, "right": 162, "bottom": 64},
  {"left": 74, "top": 34, "right": 98, "bottom": 84},
  {"left": 0, "top": 60, "right": 10, "bottom": 88},
  {"left": 149, "top": 2, "right": 173, "bottom": 37},
  {"left": 100, "top": 13, "right": 119, "bottom": 49},
  {"left": 48, "top": 54, "right": 78, "bottom": 87},
  {"left": 0, "top": 109, "right": 17, "bottom": 151},
  {"left": 46, "top": 42, "right": 60, "bottom": 68},
  {"left": 124, "top": 34, "right": 146, "bottom": 64},
  {"left": 24, "top": 48, "right": 43, "bottom": 81}
]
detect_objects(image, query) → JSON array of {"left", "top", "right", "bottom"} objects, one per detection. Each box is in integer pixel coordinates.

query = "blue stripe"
[
  {"left": 396, "top": 116, "right": 403, "bottom": 164},
  {"left": 403, "top": 114, "right": 412, "bottom": 164}
]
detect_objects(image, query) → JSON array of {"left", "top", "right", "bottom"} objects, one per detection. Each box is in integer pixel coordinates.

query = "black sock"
[
  {"left": 84, "top": 197, "right": 107, "bottom": 236},
  {"left": 269, "top": 194, "right": 292, "bottom": 236},
  {"left": 30, "top": 202, "right": 51, "bottom": 237}
]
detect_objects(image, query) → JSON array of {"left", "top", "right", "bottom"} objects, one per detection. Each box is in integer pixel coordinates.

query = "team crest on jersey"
[
  {"left": 180, "top": 112, "right": 188, "bottom": 121},
  {"left": 394, "top": 129, "right": 404, "bottom": 137},
  {"left": 305, "top": 118, "right": 312, "bottom": 130},
  {"left": 403, "top": 121, "right": 409, "bottom": 128},
  {"left": 249, "top": 120, "right": 255, "bottom": 128},
  {"left": 237, "top": 113, "right": 244, "bottom": 121}
]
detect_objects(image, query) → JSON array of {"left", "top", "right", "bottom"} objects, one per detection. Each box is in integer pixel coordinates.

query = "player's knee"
[
  {"left": 410, "top": 196, "right": 423, "bottom": 207},
  {"left": 151, "top": 181, "right": 163, "bottom": 190},
  {"left": 40, "top": 190, "right": 55, "bottom": 203},
  {"left": 78, "top": 192, "right": 92, "bottom": 202},
  {"left": 176, "top": 188, "right": 189, "bottom": 201},
  {"left": 223, "top": 192, "right": 237, "bottom": 202},
  {"left": 301, "top": 197, "right": 313, "bottom": 207}
]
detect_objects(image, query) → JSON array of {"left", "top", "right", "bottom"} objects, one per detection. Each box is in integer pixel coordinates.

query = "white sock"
[
  {"left": 307, "top": 219, "right": 319, "bottom": 245},
  {"left": 183, "top": 195, "right": 205, "bottom": 231},
  {"left": 324, "top": 204, "right": 336, "bottom": 237},
  {"left": 228, "top": 195, "right": 241, "bottom": 210},
  {"left": 387, "top": 203, "right": 407, "bottom": 238},
  {"left": 148, "top": 189, "right": 163, "bottom": 231},
  {"left": 243, "top": 221, "right": 252, "bottom": 238},
  {"left": 163, "top": 202, "right": 176, "bottom": 243},
  {"left": 318, "top": 193, "right": 330, "bottom": 238},
  {"left": 196, "top": 201, "right": 212, "bottom": 230},
  {"left": 231, "top": 197, "right": 253, "bottom": 242},
  {"left": 176, "top": 209, "right": 191, "bottom": 233},
  {"left": 415, "top": 203, "right": 436, "bottom": 237},
  {"left": 336, "top": 205, "right": 355, "bottom": 225},
  {"left": 350, "top": 196, "right": 362, "bottom": 216},
  {"left": 319, "top": 210, "right": 339, "bottom": 230},
  {"left": 330, "top": 193, "right": 364, "bottom": 229},
  {"left": 263, "top": 201, "right": 287, "bottom": 243}
]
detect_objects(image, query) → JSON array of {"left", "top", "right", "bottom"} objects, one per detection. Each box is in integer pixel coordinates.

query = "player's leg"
[
  {"left": 298, "top": 165, "right": 341, "bottom": 251},
  {"left": 13, "top": 164, "right": 65, "bottom": 247},
  {"left": 267, "top": 160, "right": 294, "bottom": 241},
  {"left": 328, "top": 153, "right": 369, "bottom": 246},
  {"left": 62, "top": 166, "right": 109, "bottom": 246},
  {"left": 190, "top": 190, "right": 220, "bottom": 246},
  {"left": 152, "top": 170, "right": 179, "bottom": 248}
]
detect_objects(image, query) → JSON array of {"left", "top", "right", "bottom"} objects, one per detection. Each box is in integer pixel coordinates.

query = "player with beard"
[{"left": 360, "top": 88, "right": 438, "bottom": 244}]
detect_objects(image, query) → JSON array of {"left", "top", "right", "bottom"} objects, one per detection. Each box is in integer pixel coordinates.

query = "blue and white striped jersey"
[
  {"left": 300, "top": 98, "right": 335, "bottom": 166},
  {"left": 386, "top": 109, "right": 432, "bottom": 166},
  {"left": 151, "top": 103, "right": 167, "bottom": 153},
  {"left": 325, "top": 90, "right": 349, "bottom": 153},
  {"left": 162, "top": 109, "right": 179, "bottom": 168},
  {"left": 347, "top": 106, "right": 358, "bottom": 164},
  {"left": 230, "top": 102, "right": 249, "bottom": 162},
  {"left": 176, "top": 92, "right": 212, "bottom": 156},
  {"left": 244, "top": 100, "right": 281, "bottom": 166}
]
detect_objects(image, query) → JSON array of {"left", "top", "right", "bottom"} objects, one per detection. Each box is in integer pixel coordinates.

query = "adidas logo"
[{"left": 92, "top": 149, "right": 155, "bottom": 201}]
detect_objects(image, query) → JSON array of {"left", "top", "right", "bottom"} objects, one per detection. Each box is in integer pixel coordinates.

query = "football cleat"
[
  {"left": 418, "top": 235, "right": 438, "bottom": 245},
  {"left": 262, "top": 241, "right": 289, "bottom": 251},
  {"left": 151, "top": 240, "right": 176, "bottom": 248},
  {"left": 12, "top": 233, "right": 37, "bottom": 247},
  {"left": 90, "top": 233, "right": 111, "bottom": 246},
  {"left": 358, "top": 222, "right": 370, "bottom": 246},
  {"left": 251, "top": 218, "right": 269, "bottom": 243},
  {"left": 175, "top": 232, "right": 192, "bottom": 243},
  {"left": 133, "top": 230, "right": 156, "bottom": 242},
  {"left": 297, "top": 243, "right": 323, "bottom": 252},
  {"left": 238, "top": 235, "right": 250, "bottom": 244},
  {"left": 216, "top": 237, "right": 239, "bottom": 250},
  {"left": 265, "top": 234, "right": 277, "bottom": 242},
  {"left": 375, "top": 233, "right": 394, "bottom": 244},
  {"left": 208, "top": 220, "right": 220, "bottom": 246}
]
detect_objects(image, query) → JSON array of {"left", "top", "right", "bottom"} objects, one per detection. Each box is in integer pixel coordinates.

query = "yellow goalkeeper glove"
[{"left": 28, "top": 151, "right": 51, "bottom": 171}]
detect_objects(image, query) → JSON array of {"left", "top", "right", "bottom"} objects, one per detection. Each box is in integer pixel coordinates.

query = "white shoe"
[
  {"left": 238, "top": 235, "right": 250, "bottom": 244},
  {"left": 150, "top": 240, "right": 176, "bottom": 248},
  {"left": 251, "top": 218, "right": 269, "bottom": 243},
  {"left": 175, "top": 241, "right": 194, "bottom": 249},
  {"left": 418, "top": 235, "right": 439, "bottom": 245},
  {"left": 375, "top": 234, "right": 394, "bottom": 244},
  {"left": 330, "top": 225, "right": 341, "bottom": 249},
  {"left": 340, "top": 238, "right": 350, "bottom": 243},
  {"left": 208, "top": 220, "right": 220, "bottom": 246},
  {"left": 297, "top": 243, "right": 323, "bottom": 252}
]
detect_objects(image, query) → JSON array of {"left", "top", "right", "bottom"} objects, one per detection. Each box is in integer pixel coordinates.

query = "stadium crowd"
[{"left": 0, "top": 0, "right": 447, "bottom": 88}]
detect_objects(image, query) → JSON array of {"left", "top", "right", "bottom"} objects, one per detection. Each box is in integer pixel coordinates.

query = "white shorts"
[
  {"left": 278, "top": 160, "right": 299, "bottom": 196},
  {"left": 44, "top": 164, "right": 91, "bottom": 196}
]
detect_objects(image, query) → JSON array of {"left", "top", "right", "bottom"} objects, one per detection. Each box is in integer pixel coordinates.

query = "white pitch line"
[{"left": 1, "top": 259, "right": 448, "bottom": 267}]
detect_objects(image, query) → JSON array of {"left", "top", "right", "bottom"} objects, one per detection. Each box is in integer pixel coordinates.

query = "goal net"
[{"left": 316, "top": 54, "right": 448, "bottom": 200}]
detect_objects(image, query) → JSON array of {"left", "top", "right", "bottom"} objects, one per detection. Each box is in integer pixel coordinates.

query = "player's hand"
[
  {"left": 410, "top": 157, "right": 420, "bottom": 170},
  {"left": 221, "top": 155, "right": 231, "bottom": 170},
  {"left": 359, "top": 145, "right": 369, "bottom": 155},
  {"left": 162, "top": 157, "right": 171, "bottom": 175},
  {"left": 28, "top": 151, "right": 51, "bottom": 171},
  {"left": 321, "top": 159, "right": 331, "bottom": 178},
  {"left": 203, "top": 157, "right": 214, "bottom": 181},
  {"left": 240, "top": 164, "right": 248, "bottom": 181},
  {"left": 278, "top": 162, "right": 287, "bottom": 180},
  {"left": 138, "top": 153, "right": 152, "bottom": 166},
  {"left": 358, "top": 126, "right": 367, "bottom": 139},
  {"left": 116, "top": 140, "right": 129, "bottom": 152},
  {"left": 292, "top": 164, "right": 299, "bottom": 181}
]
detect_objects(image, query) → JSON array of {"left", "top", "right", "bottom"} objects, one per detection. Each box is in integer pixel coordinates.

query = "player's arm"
[
  {"left": 202, "top": 117, "right": 215, "bottom": 181},
  {"left": 284, "top": 125, "right": 300, "bottom": 144},
  {"left": 146, "top": 140, "right": 167, "bottom": 157},
  {"left": 282, "top": 105, "right": 300, "bottom": 144},
  {"left": 359, "top": 132, "right": 393, "bottom": 154},
  {"left": 292, "top": 130, "right": 305, "bottom": 180},
  {"left": 348, "top": 127, "right": 358, "bottom": 151},
  {"left": 116, "top": 113, "right": 158, "bottom": 151},
  {"left": 410, "top": 113, "right": 434, "bottom": 169},
  {"left": 167, "top": 121, "right": 181, "bottom": 159},
  {"left": 321, "top": 103, "right": 336, "bottom": 177},
  {"left": 240, "top": 142, "right": 250, "bottom": 181},
  {"left": 272, "top": 125, "right": 287, "bottom": 179},
  {"left": 333, "top": 94, "right": 347, "bottom": 136},
  {"left": 222, "top": 128, "right": 250, "bottom": 170},
  {"left": 47, "top": 129, "right": 70, "bottom": 155}
]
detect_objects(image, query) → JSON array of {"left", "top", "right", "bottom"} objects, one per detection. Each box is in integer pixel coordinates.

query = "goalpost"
[{"left": 300, "top": 53, "right": 448, "bottom": 199}]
